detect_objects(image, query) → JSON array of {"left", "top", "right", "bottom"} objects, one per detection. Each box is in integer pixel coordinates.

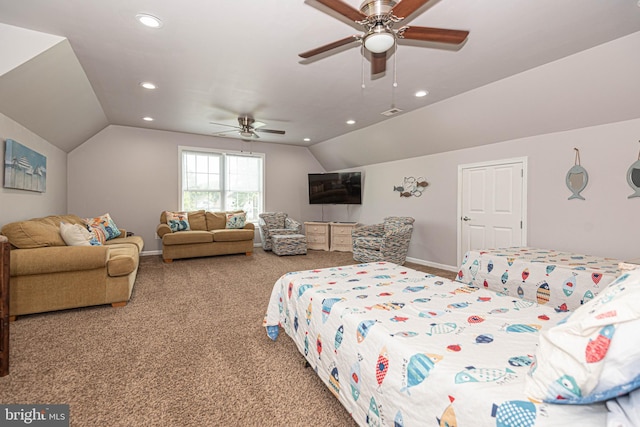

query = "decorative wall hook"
[
  {"left": 566, "top": 148, "right": 588, "bottom": 200},
  {"left": 626, "top": 140, "right": 640, "bottom": 199},
  {"left": 394, "top": 176, "right": 429, "bottom": 197}
]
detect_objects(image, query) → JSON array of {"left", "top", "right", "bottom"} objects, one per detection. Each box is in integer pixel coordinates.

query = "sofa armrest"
[
  {"left": 10, "top": 246, "right": 109, "bottom": 276},
  {"left": 243, "top": 222, "right": 255, "bottom": 231},
  {"left": 112, "top": 228, "right": 127, "bottom": 239},
  {"left": 157, "top": 223, "right": 173, "bottom": 238}
]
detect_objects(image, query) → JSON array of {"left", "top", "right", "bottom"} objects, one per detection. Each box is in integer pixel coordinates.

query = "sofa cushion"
[
  {"left": 106, "top": 244, "right": 138, "bottom": 277},
  {"left": 2, "top": 217, "right": 67, "bottom": 248},
  {"left": 162, "top": 230, "right": 214, "bottom": 245},
  {"left": 105, "top": 235, "right": 144, "bottom": 253},
  {"left": 226, "top": 212, "right": 246, "bottom": 229},
  {"left": 84, "top": 213, "right": 121, "bottom": 243},
  {"left": 165, "top": 211, "right": 191, "bottom": 232},
  {"left": 206, "top": 211, "right": 227, "bottom": 230},
  {"left": 10, "top": 246, "right": 108, "bottom": 276},
  {"left": 187, "top": 210, "right": 207, "bottom": 231},
  {"left": 211, "top": 229, "right": 255, "bottom": 242}
]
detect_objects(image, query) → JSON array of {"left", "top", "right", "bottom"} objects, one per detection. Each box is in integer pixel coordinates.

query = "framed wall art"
[{"left": 3, "top": 139, "right": 47, "bottom": 193}]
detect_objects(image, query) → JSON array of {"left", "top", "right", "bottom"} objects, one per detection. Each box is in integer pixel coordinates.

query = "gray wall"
[
  {"left": 322, "top": 118, "right": 640, "bottom": 269},
  {"left": 3, "top": 114, "right": 639, "bottom": 269},
  {"left": 0, "top": 113, "right": 67, "bottom": 225},
  {"left": 67, "top": 125, "right": 326, "bottom": 253}
]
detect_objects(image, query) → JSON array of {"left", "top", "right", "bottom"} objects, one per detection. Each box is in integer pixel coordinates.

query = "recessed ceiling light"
[
  {"left": 415, "top": 90, "right": 429, "bottom": 97},
  {"left": 140, "top": 82, "right": 157, "bottom": 90},
  {"left": 143, "top": 116, "right": 154, "bottom": 122},
  {"left": 303, "top": 138, "right": 311, "bottom": 142},
  {"left": 346, "top": 120, "right": 356, "bottom": 125},
  {"left": 136, "top": 13, "right": 162, "bottom": 28}
]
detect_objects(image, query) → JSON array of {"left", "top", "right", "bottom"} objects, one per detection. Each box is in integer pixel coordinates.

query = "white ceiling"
[{"left": 1, "top": 0, "right": 639, "bottom": 153}]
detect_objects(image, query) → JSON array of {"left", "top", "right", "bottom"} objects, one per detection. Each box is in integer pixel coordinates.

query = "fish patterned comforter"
[
  {"left": 457, "top": 248, "right": 621, "bottom": 312},
  {"left": 263, "top": 262, "right": 608, "bottom": 427}
]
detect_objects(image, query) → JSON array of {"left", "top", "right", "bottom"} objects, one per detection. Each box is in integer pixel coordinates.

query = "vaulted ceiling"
[{"left": 1, "top": 0, "right": 639, "bottom": 154}]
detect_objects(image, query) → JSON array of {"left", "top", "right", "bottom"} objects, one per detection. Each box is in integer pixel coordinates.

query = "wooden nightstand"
[
  {"left": 304, "top": 221, "right": 330, "bottom": 251},
  {"left": 330, "top": 222, "right": 358, "bottom": 252}
]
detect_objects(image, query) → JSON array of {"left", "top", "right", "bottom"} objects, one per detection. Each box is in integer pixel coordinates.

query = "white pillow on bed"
[{"left": 525, "top": 267, "right": 640, "bottom": 404}]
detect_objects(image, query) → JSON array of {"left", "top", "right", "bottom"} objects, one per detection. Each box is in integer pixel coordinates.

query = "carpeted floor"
[{"left": 0, "top": 250, "right": 456, "bottom": 426}]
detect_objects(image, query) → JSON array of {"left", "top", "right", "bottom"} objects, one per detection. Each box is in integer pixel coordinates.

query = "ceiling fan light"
[
  {"left": 240, "top": 130, "right": 253, "bottom": 138},
  {"left": 364, "top": 30, "right": 395, "bottom": 53}
]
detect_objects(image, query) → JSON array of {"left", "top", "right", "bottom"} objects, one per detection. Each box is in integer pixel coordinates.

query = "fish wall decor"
[
  {"left": 394, "top": 176, "right": 429, "bottom": 197},
  {"left": 626, "top": 142, "right": 640, "bottom": 199},
  {"left": 566, "top": 147, "right": 589, "bottom": 200}
]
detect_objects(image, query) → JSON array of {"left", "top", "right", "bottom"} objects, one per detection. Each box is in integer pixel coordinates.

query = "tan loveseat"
[
  {"left": 156, "top": 210, "right": 255, "bottom": 262},
  {"left": 0, "top": 214, "right": 144, "bottom": 319}
]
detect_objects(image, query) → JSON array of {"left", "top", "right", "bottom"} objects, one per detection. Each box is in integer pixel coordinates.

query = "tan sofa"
[
  {"left": 156, "top": 210, "right": 255, "bottom": 262},
  {"left": 0, "top": 214, "right": 144, "bottom": 320}
]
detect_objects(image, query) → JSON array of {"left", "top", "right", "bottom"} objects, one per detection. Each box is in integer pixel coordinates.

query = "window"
[{"left": 179, "top": 146, "right": 264, "bottom": 222}]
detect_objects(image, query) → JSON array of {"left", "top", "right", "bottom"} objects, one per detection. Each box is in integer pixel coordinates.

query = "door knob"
[{"left": 462, "top": 216, "right": 471, "bottom": 221}]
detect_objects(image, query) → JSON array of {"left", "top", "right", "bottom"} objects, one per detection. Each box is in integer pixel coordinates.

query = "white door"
[{"left": 457, "top": 157, "right": 527, "bottom": 265}]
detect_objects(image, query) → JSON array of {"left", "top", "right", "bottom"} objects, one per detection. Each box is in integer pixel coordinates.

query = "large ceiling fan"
[
  {"left": 210, "top": 116, "right": 286, "bottom": 140},
  {"left": 300, "top": 0, "right": 469, "bottom": 75}
]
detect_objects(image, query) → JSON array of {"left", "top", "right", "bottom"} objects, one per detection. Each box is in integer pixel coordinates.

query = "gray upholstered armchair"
[
  {"left": 352, "top": 216, "right": 415, "bottom": 265},
  {"left": 258, "top": 212, "right": 302, "bottom": 251}
]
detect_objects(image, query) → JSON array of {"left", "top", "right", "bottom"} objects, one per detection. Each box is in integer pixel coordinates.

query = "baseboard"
[
  {"left": 405, "top": 256, "right": 458, "bottom": 272},
  {"left": 141, "top": 244, "right": 262, "bottom": 257},
  {"left": 141, "top": 250, "right": 162, "bottom": 257},
  {"left": 142, "top": 248, "right": 455, "bottom": 272}
]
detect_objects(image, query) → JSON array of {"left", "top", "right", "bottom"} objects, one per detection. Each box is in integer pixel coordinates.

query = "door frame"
[{"left": 456, "top": 156, "right": 528, "bottom": 266}]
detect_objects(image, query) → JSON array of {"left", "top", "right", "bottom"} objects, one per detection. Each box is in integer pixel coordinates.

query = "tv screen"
[{"left": 308, "top": 172, "right": 362, "bottom": 204}]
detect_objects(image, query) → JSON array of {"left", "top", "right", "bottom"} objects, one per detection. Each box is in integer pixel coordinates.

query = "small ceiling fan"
[
  {"left": 300, "top": 0, "right": 469, "bottom": 75},
  {"left": 210, "top": 116, "right": 286, "bottom": 139}
]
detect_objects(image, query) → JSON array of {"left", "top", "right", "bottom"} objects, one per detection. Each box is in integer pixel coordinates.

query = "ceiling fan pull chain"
[
  {"left": 361, "top": 44, "right": 366, "bottom": 89},
  {"left": 393, "top": 44, "right": 398, "bottom": 88}
]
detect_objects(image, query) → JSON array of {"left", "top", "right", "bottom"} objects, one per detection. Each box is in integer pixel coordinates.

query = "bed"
[
  {"left": 263, "top": 259, "right": 632, "bottom": 426},
  {"left": 456, "top": 247, "right": 622, "bottom": 312}
]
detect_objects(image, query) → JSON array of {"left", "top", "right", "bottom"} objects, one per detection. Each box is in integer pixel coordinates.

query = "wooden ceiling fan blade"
[
  {"left": 400, "top": 26, "right": 469, "bottom": 44},
  {"left": 371, "top": 52, "right": 387, "bottom": 75},
  {"left": 299, "top": 35, "right": 360, "bottom": 58},
  {"left": 255, "top": 128, "right": 286, "bottom": 135},
  {"left": 391, "top": 0, "right": 432, "bottom": 19},
  {"left": 316, "top": 0, "right": 367, "bottom": 21}
]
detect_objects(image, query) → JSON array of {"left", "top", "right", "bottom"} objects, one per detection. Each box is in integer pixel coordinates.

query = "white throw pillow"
[
  {"left": 60, "top": 222, "right": 94, "bottom": 246},
  {"left": 525, "top": 267, "right": 640, "bottom": 404}
]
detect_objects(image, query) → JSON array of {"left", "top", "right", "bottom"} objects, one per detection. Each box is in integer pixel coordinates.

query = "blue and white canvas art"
[{"left": 3, "top": 139, "right": 47, "bottom": 193}]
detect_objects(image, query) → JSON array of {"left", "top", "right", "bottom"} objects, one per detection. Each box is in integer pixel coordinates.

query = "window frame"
[{"left": 178, "top": 145, "right": 265, "bottom": 222}]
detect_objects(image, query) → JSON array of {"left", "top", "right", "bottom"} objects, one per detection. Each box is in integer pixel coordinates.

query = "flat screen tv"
[{"left": 308, "top": 172, "right": 362, "bottom": 205}]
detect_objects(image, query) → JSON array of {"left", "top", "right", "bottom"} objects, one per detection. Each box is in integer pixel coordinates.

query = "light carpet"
[{"left": 0, "top": 250, "right": 455, "bottom": 426}]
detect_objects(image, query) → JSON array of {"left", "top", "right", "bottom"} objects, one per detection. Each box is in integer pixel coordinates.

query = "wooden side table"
[
  {"left": 1, "top": 235, "right": 9, "bottom": 377},
  {"left": 304, "top": 221, "right": 330, "bottom": 251},
  {"left": 330, "top": 222, "right": 358, "bottom": 252}
]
